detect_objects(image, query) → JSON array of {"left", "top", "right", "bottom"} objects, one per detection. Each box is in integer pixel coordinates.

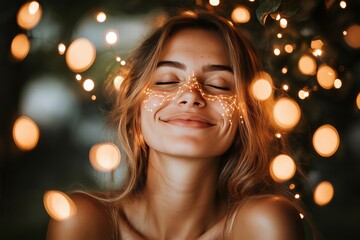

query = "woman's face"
[{"left": 140, "top": 28, "right": 239, "bottom": 159}]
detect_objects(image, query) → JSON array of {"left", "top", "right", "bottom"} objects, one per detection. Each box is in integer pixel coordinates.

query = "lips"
[{"left": 160, "top": 113, "right": 216, "bottom": 128}]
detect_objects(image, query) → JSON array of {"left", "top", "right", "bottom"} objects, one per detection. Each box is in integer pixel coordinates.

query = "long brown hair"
[{"left": 108, "top": 11, "right": 281, "bottom": 202}]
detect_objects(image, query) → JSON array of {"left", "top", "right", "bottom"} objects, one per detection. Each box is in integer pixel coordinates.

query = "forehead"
[{"left": 160, "top": 28, "right": 230, "bottom": 64}]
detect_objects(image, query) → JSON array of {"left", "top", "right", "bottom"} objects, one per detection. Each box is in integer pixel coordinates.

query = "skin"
[{"left": 46, "top": 29, "right": 305, "bottom": 240}]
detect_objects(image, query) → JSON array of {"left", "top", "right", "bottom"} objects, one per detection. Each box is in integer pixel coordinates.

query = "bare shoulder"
[
  {"left": 46, "top": 192, "right": 115, "bottom": 240},
  {"left": 228, "top": 195, "right": 305, "bottom": 240}
]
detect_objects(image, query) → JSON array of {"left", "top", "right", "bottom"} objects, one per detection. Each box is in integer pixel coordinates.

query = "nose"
[{"left": 176, "top": 87, "right": 206, "bottom": 108}]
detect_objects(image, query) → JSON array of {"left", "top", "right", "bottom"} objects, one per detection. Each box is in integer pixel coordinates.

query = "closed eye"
[
  {"left": 155, "top": 81, "right": 180, "bottom": 85},
  {"left": 207, "top": 85, "right": 230, "bottom": 91}
]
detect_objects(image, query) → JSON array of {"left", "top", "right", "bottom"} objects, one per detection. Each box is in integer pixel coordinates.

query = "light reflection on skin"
[{"left": 143, "top": 73, "right": 239, "bottom": 124}]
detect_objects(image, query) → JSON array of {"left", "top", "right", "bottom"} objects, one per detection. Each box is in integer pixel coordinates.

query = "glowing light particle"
[
  {"left": 43, "top": 191, "right": 76, "bottom": 221},
  {"left": 273, "top": 97, "right": 301, "bottom": 130},
  {"left": 334, "top": 79, "right": 342, "bottom": 89},
  {"left": 344, "top": 24, "right": 360, "bottom": 49},
  {"left": 314, "top": 181, "right": 334, "bottom": 206},
  {"left": 58, "top": 43, "right": 66, "bottom": 55},
  {"left": 13, "top": 116, "right": 39, "bottom": 151},
  {"left": 231, "top": 6, "right": 250, "bottom": 23},
  {"left": 17, "top": 1, "right": 42, "bottom": 29},
  {"left": 11, "top": 33, "right": 30, "bottom": 61},
  {"left": 284, "top": 44, "right": 294, "bottom": 53},
  {"left": 270, "top": 154, "right": 296, "bottom": 182},
  {"left": 280, "top": 18, "right": 287, "bottom": 28},
  {"left": 298, "top": 55, "right": 316, "bottom": 75},
  {"left": 282, "top": 67, "right": 288, "bottom": 74},
  {"left": 274, "top": 48, "right": 281, "bottom": 56},
  {"left": 317, "top": 65, "right": 336, "bottom": 89},
  {"left": 75, "top": 74, "right": 82, "bottom": 81},
  {"left": 340, "top": 1, "right": 347, "bottom": 9},
  {"left": 96, "top": 12, "right": 106, "bottom": 22},
  {"left": 66, "top": 38, "right": 96, "bottom": 73},
  {"left": 114, "top": 75, "right": 124, "bottom": 91},
  {"left": 251, "top": 78, "right": 273, "bottom": 100},
  {"left": 89, "top": 143, "right": 121, "bottom": 172},
  {"left": 209, "top": 0, "right": 220, "bottom": 6},
  {"left": 83, "top": 79, "right": 94, "bottom": 92},
  {"left": 313, "top": 124, "right": 340, "bottom": 157},
  {"left": 105, "top": 31, "right": 118, "bottom": 45}
]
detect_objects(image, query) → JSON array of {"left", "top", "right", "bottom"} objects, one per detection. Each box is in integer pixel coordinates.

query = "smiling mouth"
[{"left": 160, "top": 118, "right": 215, "bottom": 128}]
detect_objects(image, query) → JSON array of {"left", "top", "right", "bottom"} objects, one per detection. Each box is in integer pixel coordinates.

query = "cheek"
[
  {"left": 143, "top": 88, "right": 175, "bottom": 112},
  {"left": 207, "top": 95, "right": 239, "bottom": 124}
]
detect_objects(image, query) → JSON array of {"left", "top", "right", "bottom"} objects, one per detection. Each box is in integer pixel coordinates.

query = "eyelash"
[{"left": 155, "top": 81, "right": 179, "bottom": 85}]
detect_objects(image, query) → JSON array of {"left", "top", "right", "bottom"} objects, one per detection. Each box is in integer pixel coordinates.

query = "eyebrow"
[{"left": 157, "top": 60, "right": 233, "bottom": 73}]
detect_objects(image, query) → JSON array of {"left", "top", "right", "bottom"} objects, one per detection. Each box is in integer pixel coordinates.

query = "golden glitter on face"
[{"left": 143, "top": 74, "right": 239, "bottom": 123}]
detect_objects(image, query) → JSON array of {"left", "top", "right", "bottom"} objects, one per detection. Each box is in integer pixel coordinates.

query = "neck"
[{"left": 140, "top": 150, "right": 224, "bottom": 239}]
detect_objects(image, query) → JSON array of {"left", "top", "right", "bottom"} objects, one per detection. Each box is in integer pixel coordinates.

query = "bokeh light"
[
  {"left": 298, "top": 55, "right": 317, "bottom": 75},
  {"left": 83, "top": 79, "right": 95, "bottom": 92},
  {"left": 273, "top": 97, "right": 301, "bottom": 130},
  {"left": 339, "top": 1, "right": 347, "bottom": 9},
  {"left": 12, "top": 116, "right": 39, "bottom": 151},
  {"left": 280, "top": 18, "right": 287, "bottom": 28},
  {"left": 311, "top": 39, "right": 324, "bottom": 50},
  {"left": 270, "top": 154, "right": 296, "bottom": 182},
  {"left": 65, "top": 38, "right": 96, "bottom": 73},
  {"left": 231, "top": 6, "right": 250, "bottom": 23},
  {"left": 284, "top": 44, "right": 294, "bottom": 53},
  {"left": 251, "top": 72, "right": 273, "bottom": 100},
  {"left": 89, "top": 143, "right": 121, "bottom": 172},
  {"left": 11, "top": 33, "right": 30, "bottom": 61},
  {"left": 317, "top": 65, "right": 336, "bottom": 89},
  {"left": 105, "top": 31, "right": 118, "bottom": 45},
  {"left": 43, "top": 191, "right": 76, "bottom": 221},
  {"left": 57, "top": 43, "right": 66, "bottom": 55},
  {"left": 344, "top": 24, "right": 360, "bottom": 49},
  {"left": 356, "top": 93, "right": 360, "bottom": 110},
  {"left": 314, "top": 181, "right": 334, "bottom": 206},
  {"left": 17, "top": 1, "right": 42, "bottom": 30},
  {"left": 114, "top": 75, "right": 124, "bottom": 91},
  {"left": 209, "top": 0, "right": 220, "bottom": 6},
  {"left": 313, "top": 124, "right": 340, "bottom": 157},
  {"left": 334, "top": 79, "right": 342, "bottom": 89},
  {"left": 273, "top": 48, "right": 281, "bottom": 56},
  {"left": 96, "top": 12, "right": 107, "bottom": 22}
]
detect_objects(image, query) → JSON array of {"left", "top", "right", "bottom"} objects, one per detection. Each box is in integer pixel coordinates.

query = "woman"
[{"left": 47, "top": 11, "right": 309, "bottom": 239}]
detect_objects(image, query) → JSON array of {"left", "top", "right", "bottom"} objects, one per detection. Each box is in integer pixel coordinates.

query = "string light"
[
  {"left": 277, "top": 33, "right": 282, "bottom": 38},
  {"left": 282, "top": 84, "right": 289, "bottom": 91},
  {"left": 295, "top": 193, "right": 300, "bottom": 199}
]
